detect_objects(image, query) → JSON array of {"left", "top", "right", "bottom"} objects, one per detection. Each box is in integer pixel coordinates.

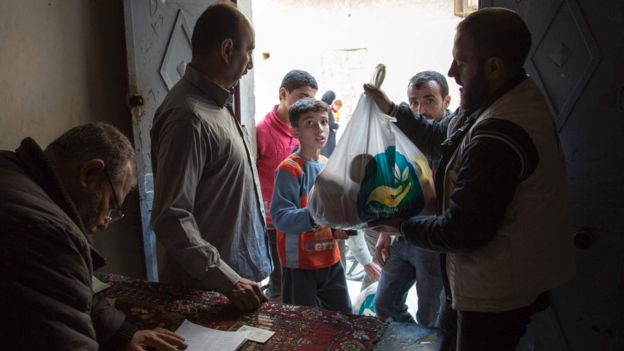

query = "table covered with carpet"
[{"left": 97, "top": 273, "right": 388, "bottom": 350}]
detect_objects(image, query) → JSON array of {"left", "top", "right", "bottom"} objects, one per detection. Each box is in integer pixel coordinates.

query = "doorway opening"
[
  {"left": 251, "top": 0, "right": 465, "bottom": 315},
  {"left": 251, "top": 0, "right": 462, "bottom": 130}
]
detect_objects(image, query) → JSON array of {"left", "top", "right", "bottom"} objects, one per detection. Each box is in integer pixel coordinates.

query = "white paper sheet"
[
  {"left": 237, "top": 325, "right": 275, "bottom": 343},
  {"left": 175, "top": 320, "right": 248, "bottom": 351}
]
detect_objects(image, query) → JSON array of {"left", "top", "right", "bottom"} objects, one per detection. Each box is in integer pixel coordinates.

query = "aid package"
[{"left": 308, "top": 65, "right": 435, "bottom": 229}]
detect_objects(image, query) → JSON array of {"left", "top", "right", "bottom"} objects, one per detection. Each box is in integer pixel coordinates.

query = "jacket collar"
[
  {"left": 463, "top": 70, "right": 528, "bottom": 117},
  {"left": 184, "top": 64, "right": 233, "bottom": 108},
  {"left": 15, "top": 138, "right": 106, "bottom": 269}
]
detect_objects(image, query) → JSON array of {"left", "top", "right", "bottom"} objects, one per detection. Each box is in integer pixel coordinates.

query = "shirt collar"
[
  {"left": 269, "top": 105, "right": 293, "bottom": 134},
  {"left": 184, "top": 65, "right": 233, "bottom": 108}
]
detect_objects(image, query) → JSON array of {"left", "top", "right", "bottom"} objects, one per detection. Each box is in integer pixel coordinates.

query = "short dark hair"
[
  {"left": 289, "top": 98, "right": 328, "bottom": 127},
  {"left": 191, "top": 2, "right": 247, "bottom": 56},
  {"left": 46, "top": 123, "right": 135, "bottom": 183},
  {"left": 408, "top": 71, "right": 449, "bottom": 98},
  {"left": 280, "top": 70, "right": 318, "bottom": 93},
  {"left": 457, "top": 7, "right": 531, "bottom": 70},
  {"left": 321, "top": 90, "right": 336, "bottom": 105}
]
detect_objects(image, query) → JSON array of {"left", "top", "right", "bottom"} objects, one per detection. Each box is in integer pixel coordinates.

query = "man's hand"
[
  {"left": 127, "top": 328, "right": 187, "bottom": 351},
  {"left": 375, "top": 232, "right": 392, "bottom": 266},
  {"left": 333, "top": 229, "right": 349, "bottom": 239},
  {"left": 363, "top": 83, "right": 392, "bottom": 114},
  {"left": 226, "top": 278, "right": 267, "bottom": 312},
  {"left": 363, "top": 261, "right": 382, "bottom": 282}
]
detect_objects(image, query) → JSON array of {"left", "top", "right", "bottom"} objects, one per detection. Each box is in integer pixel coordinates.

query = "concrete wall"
[{"left": 0, "top": 0, "right": 144, "bottom": 278}]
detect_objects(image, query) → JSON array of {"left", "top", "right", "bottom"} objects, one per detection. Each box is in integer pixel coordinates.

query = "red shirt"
[{"left": 256, "top": 106, "right": 299, "bottom": 226}]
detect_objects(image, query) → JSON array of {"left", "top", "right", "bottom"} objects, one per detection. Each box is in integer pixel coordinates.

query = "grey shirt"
[{"left": 150, "top": 65, "right": 271, "bottom": 294}]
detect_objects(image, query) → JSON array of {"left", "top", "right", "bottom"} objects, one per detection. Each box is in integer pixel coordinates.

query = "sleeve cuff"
[
  {"left": 346, "top": 234, "right": 373, "bottom": 266},
  {"left": 200, "top": 261, "right": 241, "bottom": 294},
  {"left": 359, "top": 255, "right": 373, "bottom": 266},
  {"left": 309, "top": 214, "right": 319, "bottom": 231}
]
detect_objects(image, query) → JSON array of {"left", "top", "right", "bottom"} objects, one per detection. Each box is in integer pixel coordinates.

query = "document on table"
[
  {"left": 92, "top": 275, "right": 111, "bottom": 294},
  {"left": 237, "top": 325, "right": 275, "bottom": 343},
  {"left": 175, "top": 320, "right": 248, "bottom": 351}
]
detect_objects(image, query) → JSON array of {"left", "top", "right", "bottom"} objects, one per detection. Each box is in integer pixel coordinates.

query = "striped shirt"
[{"left": 270, "top": 153, "right": 340, "bottom": 269}]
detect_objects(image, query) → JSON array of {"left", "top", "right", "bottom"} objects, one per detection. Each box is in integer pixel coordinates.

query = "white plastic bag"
[
  {"left": 309, "top": 65, "right": 435, "bottom": 229},
  {"left": 353, "top": 281, "right": 379, "bottom": 316}
]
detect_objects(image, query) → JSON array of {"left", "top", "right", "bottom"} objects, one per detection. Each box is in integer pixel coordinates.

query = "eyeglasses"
[{"left": 104, "top": 168, "right": 125, "bottom": 224}]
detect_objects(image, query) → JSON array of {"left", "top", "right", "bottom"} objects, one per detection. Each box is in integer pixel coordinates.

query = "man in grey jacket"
[
  {"left": 150, "top": 2, "right": 271, "bottom": 311},
  {"left": 0, "top": 123, "right": 186, "bottom": 351}
]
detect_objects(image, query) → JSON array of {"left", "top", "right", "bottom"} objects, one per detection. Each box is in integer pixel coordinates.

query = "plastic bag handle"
[{"left": 370, "top": 64, "right": 386, "bottom": 89}]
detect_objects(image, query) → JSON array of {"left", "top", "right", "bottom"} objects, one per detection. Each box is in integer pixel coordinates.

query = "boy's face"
[
  {"left": 292, "top": 111, "right": 330, "bottom": 150},
  {"left": 280, "top": 86, "right": 317, "bottom": 109}
]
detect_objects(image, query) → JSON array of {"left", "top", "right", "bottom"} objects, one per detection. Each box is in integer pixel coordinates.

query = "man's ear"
[
  {"left": 221, "top": 38, "right": 234, "bottom": 64},
  {"left": 443, "top": 95, "right": 451, "bottom": 109},
  {"left": 279, "top": 87, "right": 287, "bottom": 102},
  {"left": 79, "top": 159, "right": 105, "bottom": 189},
  {"left": 485, "top": 56, "right": 507, "bottom": 84}
]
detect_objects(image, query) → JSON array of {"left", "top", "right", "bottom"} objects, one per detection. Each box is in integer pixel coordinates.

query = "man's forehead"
[
  {"left": 454, "top": 31, "right": 478, "bottom": 56},
  {"left": 239, "top": 19, "right": 255, "bottom": 45},
  {"left": 409, "top": 81, "right": 442, "bottom": 98},
  {"left": 290, "top": 86, "right": 317, "bottom": 96}
]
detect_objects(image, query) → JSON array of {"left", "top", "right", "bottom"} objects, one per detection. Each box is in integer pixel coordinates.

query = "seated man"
[{"left": 0, "top": 123, "right": 186, "bottom": 351}]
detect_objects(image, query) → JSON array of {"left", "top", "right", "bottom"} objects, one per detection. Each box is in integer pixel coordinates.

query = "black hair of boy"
[
  {"left": 289, "top": 98, "right": 329, "bottom": 127},
  {"left": 281, "top": 70, "right": 318, "bottom": 93}
]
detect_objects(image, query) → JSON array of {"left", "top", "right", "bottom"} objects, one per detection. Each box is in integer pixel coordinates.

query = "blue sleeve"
[{"left": 270, "top": 168, "right": 315, "bottom": 234}]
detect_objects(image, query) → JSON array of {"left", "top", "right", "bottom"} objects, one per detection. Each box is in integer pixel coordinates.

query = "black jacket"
[
  {"left": 390, "top": 76, "right": 537, "bottom": 254},
  {"left": 0, "top": 138, "right": 136, "bottom": 350}
]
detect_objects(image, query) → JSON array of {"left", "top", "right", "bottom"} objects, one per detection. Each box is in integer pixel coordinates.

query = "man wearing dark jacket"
[
  {"left": 0, "top": 123, "right": 186, "bottom": 351},
  {"left": 365, "top": 8, "right": 575, "bottom": 351}
]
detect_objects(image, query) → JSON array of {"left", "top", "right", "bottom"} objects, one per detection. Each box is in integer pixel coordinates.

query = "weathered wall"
[{"left": 0, "top": 0, "right": 144, "bottom": 278}]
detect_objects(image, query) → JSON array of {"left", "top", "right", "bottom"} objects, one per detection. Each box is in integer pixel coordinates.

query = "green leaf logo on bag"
[{"left": 356, "top": 146, "right": 425, "bottom": 221}]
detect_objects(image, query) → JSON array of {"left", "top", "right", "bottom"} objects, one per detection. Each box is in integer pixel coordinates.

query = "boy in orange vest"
[{"left": 270, "top": 98, "right": 351, "bottom": 314}]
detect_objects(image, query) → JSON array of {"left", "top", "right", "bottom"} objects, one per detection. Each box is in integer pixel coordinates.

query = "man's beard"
[{"left": 460, "top": 63, "right": 490, "bottom": 112}]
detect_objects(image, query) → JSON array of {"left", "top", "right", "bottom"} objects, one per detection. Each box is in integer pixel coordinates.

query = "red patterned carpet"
[{"left": 99, "top": 273, "right": 387, "bottom": 350}]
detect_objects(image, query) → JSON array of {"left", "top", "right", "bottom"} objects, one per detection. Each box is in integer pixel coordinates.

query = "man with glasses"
[
  {"left": 0, "top": 123, "right": 187, "bottom": 351},
  {"left": 104, "top": 167, "right": 125, "bottom": 224}
]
